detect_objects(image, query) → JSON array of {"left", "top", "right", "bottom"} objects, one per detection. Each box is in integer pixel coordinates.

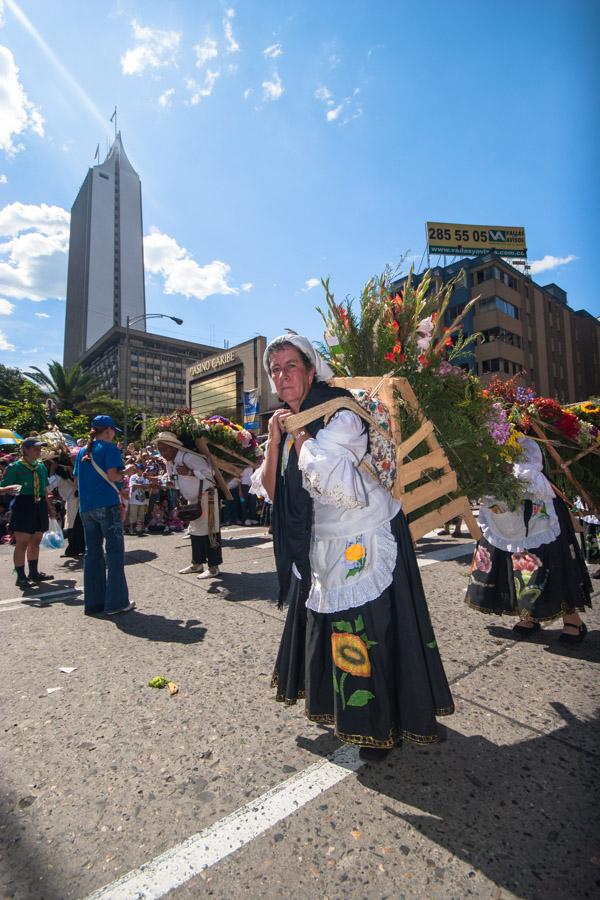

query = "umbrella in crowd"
[{"left": 0, "top": 429, "right": 22, "bottom": 446}]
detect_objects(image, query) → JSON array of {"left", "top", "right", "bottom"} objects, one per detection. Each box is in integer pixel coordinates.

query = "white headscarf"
[{"left": 263, "top": 334, "right": 333, "bottom": 392}]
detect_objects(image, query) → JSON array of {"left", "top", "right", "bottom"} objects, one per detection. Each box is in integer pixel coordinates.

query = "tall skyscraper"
[{"left": 63, "top": 133, "right": 146, "bottom": 368}]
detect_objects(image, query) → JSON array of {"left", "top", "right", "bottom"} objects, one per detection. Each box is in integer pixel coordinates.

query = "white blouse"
[
  {"left": 478, "top": 437, "right": 560, "bottom": 552},
  {"left": 252, "top": 410, "right": 400, "bottom": 614}
]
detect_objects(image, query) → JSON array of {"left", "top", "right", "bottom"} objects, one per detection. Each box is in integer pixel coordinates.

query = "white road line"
[
  {"left": 0, "top": 587, "right": 82, "bottom": 606},
  {"left": 85, "top": 744, "right": 362, "bottom": 900}
]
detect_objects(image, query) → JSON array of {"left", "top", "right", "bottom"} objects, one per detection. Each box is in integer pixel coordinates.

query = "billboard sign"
[{"left": 426, "top": 222, "right": 526, "bottom": 258}]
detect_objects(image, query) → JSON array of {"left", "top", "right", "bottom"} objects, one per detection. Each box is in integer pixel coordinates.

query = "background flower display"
[
  {"left": 486, "top": 376, "right": 600, "bottom": 513},
  {"left": 316, "top": 266, "right": 524, "bottom": 509},
  {"left": 145, "top": 409, "right": 261, "bottom": 468}
]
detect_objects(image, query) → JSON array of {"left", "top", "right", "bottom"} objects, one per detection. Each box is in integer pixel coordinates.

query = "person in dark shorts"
[{"left": 0, "top": 437, "right": 57, "bottom": 588}]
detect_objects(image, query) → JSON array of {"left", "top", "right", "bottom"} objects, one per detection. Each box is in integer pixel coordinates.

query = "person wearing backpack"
[
  {"left": 74, "top": 416, "right": 135, "bottom": 615},
  {"left": 252, "top": 335, "right": 454, "bottom": 762}
]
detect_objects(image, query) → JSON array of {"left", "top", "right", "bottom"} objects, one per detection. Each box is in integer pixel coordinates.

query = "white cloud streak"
[
  {"left": 262, "top": 72, "right": 283, "bottom": 102},
  {"left": 302, "top": 278, "right": 320, "bottom": 292},
  {"left": 5, "top": 0, "right": 108, "bottom": 133},
  {"left": 315, "top": 81, "right": 362, "bottom": 124},
  {"left": 527, "top": 254, "right": 578, "bottom": 276},
  {"left": 34, "top": 311, "right": 49, "bottom": 317},
  {"left": 223, "top": 8, "right": 239, "bottom": 54},
  {"left": 185, "top": 69, "right": 220, "bottom": 105},
  {"left": 0, "top": 174, "right": 7, "bottom": 184},
  {"left": 144, "top": 229, "right": 242, "bottom": 300},
  {"left": 121, "top": 19, "right": 180, "bottom": 75},
  {"left": 263, "top": 43, "right": 283, "bottom": 58},
  {"left": 194, "top": 36, "right": 218, "bottom": 67},
  {"left": 0, "top": 328, "right": 15, "bottom": 350},
  {"left": 0, "top": 44, "right": 44, "bottom": 155},
  {"left": 0, "top": 297, "right": 15, "bottom": 314},
  {"left": 158, "top": 87, "right": 175, "bottom": 108}
]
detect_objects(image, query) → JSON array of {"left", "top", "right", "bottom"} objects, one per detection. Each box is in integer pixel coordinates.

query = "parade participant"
[
  {"left": 466, "top": 437, "right": 592, "bottom": 642},
  {"left": 0, "top": 437, "right": 56, "bottom": 588},
  {"left": 251, "top": 335, "right": 454, "bottom": 761},
  {"left": 74, "top": 415, "right": 135, "bottom": 615},
  {"left": 50, "top": 457, "right": 85, "bottom": 557},
  {"left": 154, "top": 433, "right": 222, "bottom": 579}
]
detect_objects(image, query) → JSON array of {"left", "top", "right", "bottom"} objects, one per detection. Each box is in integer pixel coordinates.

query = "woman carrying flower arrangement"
[
  {"left": 251, "top": 334, "right": 454, "bottom": 762},
  {"left": 466, "top": 436, "right": 592, "bottom": 641}
]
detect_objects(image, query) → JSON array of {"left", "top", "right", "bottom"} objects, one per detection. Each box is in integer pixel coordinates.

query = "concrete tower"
[{"left": 63, "top": 133, "right": 146, "bottom": 368}]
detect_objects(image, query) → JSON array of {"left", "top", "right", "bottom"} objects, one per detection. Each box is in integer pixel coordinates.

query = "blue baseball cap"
[{"left": 90, "top": 415, "right": 122, "bottom": 432}]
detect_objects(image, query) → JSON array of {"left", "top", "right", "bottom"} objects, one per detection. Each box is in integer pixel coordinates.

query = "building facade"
[
  {"left": 64, "top": 133, "right": 146, "bottom": 368},
  {"left": 186, "top": 337, "right": 279, "bottom": 432},
  {"left": 78, "top": 326, "right": 218, "bottom": 415},
  {"left": 398, "top": 253, "right": 600, "bottom": 402}
]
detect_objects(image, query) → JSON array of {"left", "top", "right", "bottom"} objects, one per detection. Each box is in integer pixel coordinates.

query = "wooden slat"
[
  {"left": 402, "top": 471, "right": 457, "bottom": 515},
  {"left": 461, "top": 508, "right": 483, "bottom": 541},
  {"left": 208, "top": 440, "right": 260, "bottom": 469},
  {"left": 193, "top": 437, "right": 233, "bottom": 500},
  {"left": 396, "top": 420, "right": 434, "bottom": 460},
  {"left": 396, "top": 447, "right": 449, "bottom": 488},
  {"left": 408, "top": 496, "right": 473, "bottom": 542}
]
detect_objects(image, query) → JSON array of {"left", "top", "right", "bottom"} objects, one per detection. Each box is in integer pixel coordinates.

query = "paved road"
[{"left": 0, "top": 526, "right": 598, "bottom": 900}]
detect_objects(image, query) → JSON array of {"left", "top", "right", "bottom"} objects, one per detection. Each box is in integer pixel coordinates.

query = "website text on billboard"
[{"left": 426, "top": 222, "right": 527, "bottom": 258}]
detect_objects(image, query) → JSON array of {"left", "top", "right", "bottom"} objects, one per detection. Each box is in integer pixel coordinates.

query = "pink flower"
[
  {"left": 472, "top": 545, "right": 492, "bottom": 574},
  {"left": 511, "top": 552, "right": 542, "bottom": 574}
]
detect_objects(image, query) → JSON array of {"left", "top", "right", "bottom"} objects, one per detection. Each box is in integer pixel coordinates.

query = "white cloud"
[
  {"left": 223, "top": 8, "right": 239, "bottom": 54},
  {"left": 0, "top": 329, "right": 15, "bottom": 351},
  {"left": 241, "top": 282, "right": 253, "bottom": 292},
  {"left": 35, "top": 311, "right": 50, "bottom": 318},
  {"left": 302, "top": 277, "right": 320, "bottom": 292},
  {"left": 262, "top": 72, "right": 283, "bottom": 102},
  {"left": 243, "top": 87, "right": 252, "bottom": 101},
  {"left": 144, "top": 229, "right": 241, "bottom": 300},
  {"left": 121, "top": 19, "right": 180, "bottom": 76},
  {"left": 194, "top": 36, "right": 218, "bottom": 67},
  {"left": 158, "top": 87, "right": 175, "bottom": 108},
  {"left": 0, "top": 174, "right": 7, "bottom": 184},
  {"left": 328, "top": 54, "right": 340, "bottom": 68},
  {"left": 527, "top": 254, "right": 578, "bottom": 276},
  {"left": 0, "top": 201, "right": 70, "bottom": 301},
  {"left": 326, "top": 103, "right": 344, "bottom": 122},
  {"left": 0, "top": 45, "right": 44, "bottom": 155},
  {"left": 263, "top": 43, "right": 283, "bottom": 59},
  {"left": 185, "top": 69, "right": 220, "bottom": 105},
  {"left": 0, "top": 297, "right": 14, "bottom": 314},
  {"left": 314, "top": 85, "right": 332, "bottom": 102}
]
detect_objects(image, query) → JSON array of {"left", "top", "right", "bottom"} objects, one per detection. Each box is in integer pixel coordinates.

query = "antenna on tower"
[
  {"left": 93, "top": 143, "right": 99, "bottom": 163},
  {"left": 110, "top": 105, "right": 117, "bottom": 138}
]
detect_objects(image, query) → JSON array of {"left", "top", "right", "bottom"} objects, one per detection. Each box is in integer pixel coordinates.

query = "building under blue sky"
[{"left": 0, "top": 0, "right": 598, "bottom": 372}]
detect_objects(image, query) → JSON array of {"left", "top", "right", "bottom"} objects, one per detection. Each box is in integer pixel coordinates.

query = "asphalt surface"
[{"left": 0, "top": 525, "right": 598, "bottom": 900}]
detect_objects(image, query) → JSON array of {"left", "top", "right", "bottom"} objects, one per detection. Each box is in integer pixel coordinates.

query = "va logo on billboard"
[{"left": 488, "top": 230, "right": 508, "bottom": 242}]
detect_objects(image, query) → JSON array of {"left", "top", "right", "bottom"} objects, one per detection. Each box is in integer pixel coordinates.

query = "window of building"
[
  {"left": 482, "top": 359, "right": 501, "bottom": 373},
  {"left": 481, "top": 327, "right": 521, "bottom": 348},
  {"left": 479, "top": 296, "right": 519, "bottom": 319},
  {"left": 190, "top": 369, "right": 239, "bottom": 421}
]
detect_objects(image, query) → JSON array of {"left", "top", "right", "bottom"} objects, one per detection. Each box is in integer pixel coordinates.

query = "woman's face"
[
  {"left": 269, "top": 346, "right": 315, "bottom": 412},
  {"left": 23, "top": 446, "right": 42, "bottom": 462}
]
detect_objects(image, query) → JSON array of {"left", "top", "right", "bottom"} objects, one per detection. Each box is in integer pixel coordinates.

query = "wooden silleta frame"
[{"left": 331, "top": 376, "right": 482, "bottom": 543}]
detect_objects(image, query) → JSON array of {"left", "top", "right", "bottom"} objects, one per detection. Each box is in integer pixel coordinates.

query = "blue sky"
[{"left": 0, "top": 0, "right": 598, "bottom": 371}]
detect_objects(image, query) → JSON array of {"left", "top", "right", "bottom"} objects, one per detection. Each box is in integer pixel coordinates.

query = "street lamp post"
[{"left": 123, "top": 313, "right": 183, "bottom": 448}]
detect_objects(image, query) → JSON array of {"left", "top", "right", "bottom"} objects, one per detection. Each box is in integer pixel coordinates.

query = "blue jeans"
[{"left": 81, "top": 505, "right": 129, "bottom": 613}]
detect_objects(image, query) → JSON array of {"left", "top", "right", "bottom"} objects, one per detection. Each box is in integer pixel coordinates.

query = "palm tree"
[{"left": 26, "top": 361, "right": 101, "bottom": 412}]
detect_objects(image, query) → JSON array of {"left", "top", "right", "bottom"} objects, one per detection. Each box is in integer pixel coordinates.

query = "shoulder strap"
[
  {"left": 284, "top": 397, "right": 390, "bottom": 440},
  {"left": 89, "top": 452, "right": 120, "bottom": 495}
]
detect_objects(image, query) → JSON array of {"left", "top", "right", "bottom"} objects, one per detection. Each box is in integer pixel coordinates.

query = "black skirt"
[
  {"left": 9, "top": 495, "right": 49, "bottom": 535},
  {"left": 466, "top": 497, "right": 593, "bottom": 623},
  {"left": 272, "top": 511, "right": 454, "bottom": 748}
]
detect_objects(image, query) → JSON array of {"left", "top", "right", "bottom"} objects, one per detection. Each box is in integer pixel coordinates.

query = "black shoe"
[
  {"left": 359, "top": 747, "right": 391, "bottom": 762},
  {"left": 512, "top": 621, "right": 541, "bottom": 637},
  {"left": 558, "top": 622, "right": 587, "bottom": 644},
  {"left": 28, "top": 572, "right": 54, "bottom": 582},
  {"left": 16, "top": 575, "right": 32, "bottom": 589}
]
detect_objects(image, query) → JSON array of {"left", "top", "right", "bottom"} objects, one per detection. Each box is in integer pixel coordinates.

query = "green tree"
[
  {"left": 0, "top": 379, "right": 49, "bottom": 435},
  {"left": 0, "top": 364, "right": 26, "bottom": 403},
  {"left": 26, "top": 361, "right": 101, "bottom": 412}
]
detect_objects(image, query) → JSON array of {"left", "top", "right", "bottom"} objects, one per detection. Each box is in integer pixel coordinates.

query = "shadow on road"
[
  {"left": 111, "top": 609, "right": 207, "bottom": 644},
  {"left": 124, "top": 549, "right": 158, "bottom": 565},
  {"left": 204, "top": 570, "right": 279, "bottom": 604},
  {"left": 221, "top": 535, "right": 274, "bottom": 550},
  {"left": 298, "top": 703, "right": 600, "bottom": 899},
  {"left": 487, "top": 624, "right": 599, "bottom": 662}
]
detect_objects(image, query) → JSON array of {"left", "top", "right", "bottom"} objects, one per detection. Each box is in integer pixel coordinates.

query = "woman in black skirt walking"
[
  {"left": 0, "top": 437, "right": 56, "bottom": 588},
  {"left": 466, "top": 436, "right": 592, "bottom": 642},
  {"left": 252, "top": 335, "right": 454, "bottom": 762}
]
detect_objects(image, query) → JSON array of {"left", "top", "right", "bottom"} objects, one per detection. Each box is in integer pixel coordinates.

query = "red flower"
[
  {"left": 556, "top": 411, "right": 580, "bottom": 441},
  {"left": 418, "top": 353, "right": 430, "bottom": 367},
  {"left": 384, "top": 352, "right": 396, "bottom": 363},
  {"left": 444, "top": 336, "right": 453, "bottom": 347},
  {"left": 338, "top": 305, "right": 349, "bottom": 327}
]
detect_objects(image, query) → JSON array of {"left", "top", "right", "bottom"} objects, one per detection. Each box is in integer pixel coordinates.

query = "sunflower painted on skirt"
[{"left": 331, "top": 614, "right": 377, "bottom": 709}]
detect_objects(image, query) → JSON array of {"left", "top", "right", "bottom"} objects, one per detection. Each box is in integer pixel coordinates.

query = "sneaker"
[
  {"left": 106, "top": 601, "right": 136, "bottom": 616},
  {"left": 179, "top": 564, "right": 203, "bottom": 575},
  {"left": 197, "top": 567, "right": 219, "bottom": 579}
]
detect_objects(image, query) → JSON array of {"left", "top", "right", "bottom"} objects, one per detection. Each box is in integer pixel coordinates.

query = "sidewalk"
[{"left": 0, "top": 527, "right": 598, "bottom": 899}]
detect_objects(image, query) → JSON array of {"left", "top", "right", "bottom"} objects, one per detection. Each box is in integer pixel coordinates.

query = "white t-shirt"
[{"left": 129, "top": 474, "right": 149, "bottom": 506}]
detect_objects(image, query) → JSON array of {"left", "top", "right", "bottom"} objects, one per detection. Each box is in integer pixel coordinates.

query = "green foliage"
[
  {"left": 54, "top": 410, "right": 91, "bottom": 440},
  {"left": 0, "top": 379, "right": 48, "bottom": 435},
  {"left": 0, "top": 364, "right": 26, "bottom": 402},
  {"left": 26, "top": 361, "right": 101, "bottom": 412}
]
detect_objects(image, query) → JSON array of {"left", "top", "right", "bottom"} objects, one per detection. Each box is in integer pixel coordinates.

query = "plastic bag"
[{"left": 41, "top": 518, "right": 65, "bottom": 550}]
